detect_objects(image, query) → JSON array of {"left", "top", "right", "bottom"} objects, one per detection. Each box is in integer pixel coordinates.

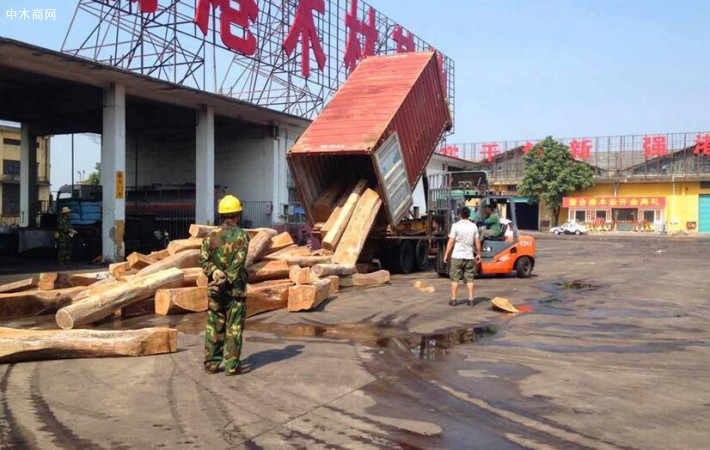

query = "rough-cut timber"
[
  {"left": 311, "top": 264, "right": 357, "bottom": 278},
  {"left": 155, "top": 287, "right": 208, "bottom": 316},
  {"left": 136, "top": 249, "right": 200, "bottom": 277},
  {"left": 127, "top": 252, "right": 156, "bottom": 269},
  {"left": 288, "top": 279, "right": 332, "bottom": 312},
  {"left": 327, "top": 276, "right": 340, "bottom": 295},
  {"left": 0, "top": 287, "right": 85, "bottom": 320},
  {"left": 278, "top": 256, "right": 332, "bottom": 267},
  {"left": 149, "top": 249, "right": 171, "bottom": 260},
  {"left": 247, "top": 260, "right": 291, "bottom": 283},
  {"left": 0, "top": 327, "right": 177, "bottom": 363},
  {"left": 181, "top": 268, "right": 203, "bottom": 287},
  {"left": 264, "top": 232, "right": 295, "bottom": 255},
  {"left": 248, "top": 279, "right": 293, "bottom": 289},
  {"left": 71, "top": 278, "right": 120, "bottom": 302},
  {"left": 289, "top": 266, "right": 319, "bottom": 285},
  {"left": 109, "top": 262, "right": 131, "bottom": 280},
  {"left": 333, "top": 188, "right": 383, "bottom": 266},
  {"left": 0, "top": 278, "right": 36, "bottom": 294},
  {"left": 38, "top": 272, "right": 104, "bottom": 291},
  {"left": 189, "top": 224, "right": 218, "bottom": 238},
  {"left": 247, "top": 228, "right": 279, "bottom": 267},
  {"left": 167, "top": 238, "right": 204, "bottom": 256},
  {"left": 313, "top": 180, "right": 346, "bottom": 223},
  {"left": 340, "top": 270, "right": 391, "bottom": 287},
  {"left": 246, "top": 282, "right": 290, "bottom": 317},
  {"left": 56, "top": 268, "right": 184, "bottom": 329},
  {"left": 264, "top": 245, "right": 311, "bottom": 261},
  {"left": 321, "top": 179, "right": 368, "bottom": 251},
  {"left": 320, "top": 188, "right": 349, "bottom": 236}
]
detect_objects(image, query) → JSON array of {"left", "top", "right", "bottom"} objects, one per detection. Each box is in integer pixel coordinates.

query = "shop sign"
[{"left": 563, "top": 196, "right": 665, "bottom": 208}]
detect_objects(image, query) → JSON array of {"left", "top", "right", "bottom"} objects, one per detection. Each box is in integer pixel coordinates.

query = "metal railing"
[
  {"left": 240, "top": 201, "right": 273, "bottom": 229},
  {"left": 438, "top": 131, "right": 710, "bottom": 183}
]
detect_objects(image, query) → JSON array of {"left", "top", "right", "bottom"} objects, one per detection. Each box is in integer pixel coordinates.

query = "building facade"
[
  {"left": 439, "top": 131, "right": 710, "bottom": 233},
  {"left": 0, "top": 125, "right": 50, "bottom": 226}
]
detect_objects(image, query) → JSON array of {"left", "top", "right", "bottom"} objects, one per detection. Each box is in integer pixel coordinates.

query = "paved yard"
[{"left": 1, "top": 237, "right": 708, "bottom": 449}]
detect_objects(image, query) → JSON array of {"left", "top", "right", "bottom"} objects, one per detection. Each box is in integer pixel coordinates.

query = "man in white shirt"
[{"left": 443, "top": 207, "right": 482, "bottom": 306}]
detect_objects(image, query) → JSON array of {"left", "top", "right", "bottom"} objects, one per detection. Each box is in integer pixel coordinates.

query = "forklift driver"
[{"left": 479, "top": 204, "right": 503, "bottom": 240}]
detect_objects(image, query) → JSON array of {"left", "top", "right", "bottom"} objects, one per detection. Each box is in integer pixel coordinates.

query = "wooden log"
[
  {"left": 247, "top": 279, "right": 293, "bottom": 289},
  {"left": 327, "top": 275, "right": 339, "bottom": 295},
  {"left": 246, "top": 283, "right": 290, "bottom": 317},
  {"left": 264, "top": 245, "right": 311, "bottom": 261},
  {"left": 0, "top": 327, "right": 177, "bottom": 363},
  {"left": 332, "top": 188, "right": 382, "bottom": 266},
  {"left": 247, "top": 228, "right": 279, "bottom": 267},
  {"left": 189, "top": 224, "right": 218, "bottom": 238},
  {"left": 321, "top": 179, "right": 368, "bottom": 251},
  {"left": 71, "top": 278, "right": 119, "bottom": 302},
  {"left": 311, "top": 263, "right": 357, "bottom": 278},
  {"left": 109, "top": 262, "right": 131, "bottom": 280},
  {"left": 127, "top": 252, "right": 157, "bottom": 269},
  {"left": 155, "top": 287, "right": 208, "bottom": 316},
  {"left": 279, "top": 256, "right": 332, "bottom": 267},
  {"left": 288, "top": 279, "right": 331, "bottom": 312},
  {"left": 264, "top": 232, "right": 295, "bottom": 256},
  {"left": 181, "top": 267, "right": 203, "bottom": 287},
  {"left": 136, "top": 249, "right": 201, "bottom": 277},
  {"left": 320, "top": 188, "right": 349, "bottom": 236},
  {"left": 313, "top": 180, "right": 347, "bottom": 223},
  {"left": 248, "top": 260, "right": 290, "bottom": 283},
  {"left": 167, "top": 238, "right": 204, "bottom": 256},
  {"left": 38, "top": 272, "right": 105, "bottom": 291},
  {"left": 0, "top": 278, "right": 36, "bottom": 294},
  {"left": 149, "top": 249, "right": 171, "bottom": 260},
  {"left": 289, "top": 266, "right": 319, "bottom": 285},
  {"left": 55, "top": 268, "right": 184, "bottom": 330},
  {"left": 0, "top": 287, "right": 86, "bottom": 320},
  {"left": 340, "top": 270, "right": 390, "bottom": 287}
]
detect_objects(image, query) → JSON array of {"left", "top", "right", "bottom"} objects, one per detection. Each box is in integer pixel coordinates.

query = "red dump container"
[{"left": 288, "top": 51, "right": 452, "bottom": 227}]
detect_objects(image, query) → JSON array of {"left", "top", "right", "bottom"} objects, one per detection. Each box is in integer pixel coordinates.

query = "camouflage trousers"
[
  {"left": 204, "top": 292, "right": 246, "bottom": 374},
  {"left": 57, "top": 235, "right": 72, "bottom": 265}
]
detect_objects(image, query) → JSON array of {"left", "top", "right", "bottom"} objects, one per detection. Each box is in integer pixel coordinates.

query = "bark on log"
[
  {"left": 332, "top": 188, "right": 382, "bottom": 266},
  {"left": 136, "top": 249, "right": 201, "bottom": 277},
  {"left": 0, "top": 287, "right": 86, "bottom": 320},
  {"left": 247, "top": 282, "right": 290, "bottom": 317},
  {"left": 56, "top": 268, "right": 184, "bottom": 329},
  {"left": 311, "top": 264, "right": 357, "bottom": 278},
  {"left": 288, "top": 279, "right": 331, "bottom": 312},
  {"left": 321, "top": 179, "right": 368, "bottom": 251},
  {"left": 247, "top": 229, "right": 279, "bottom": 267},
  {"left": 247, "top": 260, "right": 290, "bottom": 283},
  {"left": 289, "top": 266, "right": 319, "bottom": 285},
  {"left": 0, "top": 278, "right": 37, "bottom": 294},
  {"left": 155, "top": 287, "right": 209, "bottom": 316},
  {"left": 127, "top": 252, "right": 157, "bottom": 269},
  {"left": 71, "top": 278, "right": 120, "bottom": 303},
  {"left": 340, "top": 270, "right": 391, "bottom": 287},
  {"left": 149, "top": 249, "right": 171, "bottom": 260},
  {"left": 0, "top": 327, "right": 177, "bottom": 363},
  {"left": 279, "top": 256, "right": 332, "bottom": 267},
  {"left": 264, "top": 232, "right": 295, "bottom": 256},
  {"left": 181, "top": 268, "right": 203, "bottom": 287},
  {"left": 167, "top": 238, "right": 204, "bottom": 256},
  {"left": 313, "top": 180, "right": 347, "bottom": 223},
  {"left": 189, "top": 224, "right": 218, "bottom": 238}
]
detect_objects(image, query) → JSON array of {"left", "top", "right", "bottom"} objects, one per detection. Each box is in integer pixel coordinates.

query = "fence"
[
  {"left": 240, "top": 201, "right": 273, "bottom": 229},
  {"left": 439, "top": 131, "right": 710, "bottom": 183}
]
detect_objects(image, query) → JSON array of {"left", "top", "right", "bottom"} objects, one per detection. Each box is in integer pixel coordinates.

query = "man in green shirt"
[{"left": 480, "top": 204, "right": 502, "bottom": 239}]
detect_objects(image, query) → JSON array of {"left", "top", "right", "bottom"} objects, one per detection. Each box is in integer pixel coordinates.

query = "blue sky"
[{"left": 1, "top": 0, "right": 708, "bottom": 189}]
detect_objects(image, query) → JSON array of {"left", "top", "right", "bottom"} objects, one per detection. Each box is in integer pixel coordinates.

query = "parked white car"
[{"left": 550, "top": 222, "right": 588, "bottom": 235}]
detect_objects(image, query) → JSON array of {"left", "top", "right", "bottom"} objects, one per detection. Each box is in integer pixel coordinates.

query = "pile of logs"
[{"left": 0, "top": 211, "right": 391, "bottom": 362}]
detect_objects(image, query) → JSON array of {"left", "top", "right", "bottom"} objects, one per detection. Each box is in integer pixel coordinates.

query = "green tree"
[
  {"left": 86, "top": 163, "right": 101, "bottom": 185},
  {"left": 518, "top": 137, "right": 595, "bottom": 226}
]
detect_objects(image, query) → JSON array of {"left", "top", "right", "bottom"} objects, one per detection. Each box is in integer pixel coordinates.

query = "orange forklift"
[{"left": 429, "top": 171, "right": 537, "bottom": 278}]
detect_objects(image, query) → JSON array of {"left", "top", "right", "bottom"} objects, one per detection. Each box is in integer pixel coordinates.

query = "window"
[
  {"left": 643, "top": 210, "right": 655, "bottom": 223},
  {"left": 3, "top": 160, "right": 20, "bottom": 176},
  {"left": 613, "top": 208, "right": 637, "bottom": 222},
  {"left": 595, "top": 210, "right": 607, "bottom": 220},
  {"left": 575, "top": 210, "right": 586, "bottom": 222},
  {"left": 2, "top": 138, "right": 21, "bottom": 146},
  {"left": 1, "top": 183, "right": 19, "bottom": 214}
]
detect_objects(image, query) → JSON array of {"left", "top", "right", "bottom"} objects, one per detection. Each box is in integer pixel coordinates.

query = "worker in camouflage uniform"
[
  {"left": 200, "top": 195, "right": 251, "bottom": 376},
  {"left": 56, "top": 207, "right": 76, "bottom": 265}
]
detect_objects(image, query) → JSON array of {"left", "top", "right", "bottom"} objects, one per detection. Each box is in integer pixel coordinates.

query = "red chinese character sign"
[
  {"left": 482, "top": 143, "right": 500, "bottom": 162},
  {"left": 522, "top": 142, "right": 535, "bottom": 154},
  {"left": 129, "top": 0, "right": 157, "bottom": 13},
  {"left": 695, "top": 134, "right": 710, "bottom": 156},
  {"left": 393, "top": 26, "right": 415, "bottom": 53},
  {"left": 344, "top": 0, "right": 377, "bottom": 72},
  {"left": 570, "top": 139, "right": 592, "bottom": 159},
  {"left": 195, "top": 0, "right": 259, "bottom": 56},
  {"left": 643, "top": 136, "right": 667, "bottom": 158},
  {"left": 439, "top": 145, "right": 460, "bottom": 158},
  {"left": 283, "top": 0, "right": 327, "bottom": 78}
]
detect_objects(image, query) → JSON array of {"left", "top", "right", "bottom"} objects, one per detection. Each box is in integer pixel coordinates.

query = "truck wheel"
[
  {"left": 381, "top": 241, "right": 415, "bottom": 274},
  {"left": 435, "top": 239, "right": 450, "bottom": 277},
  {"left": 414, "top": 240, "right": 430, "bottom": 272},
  {"left": 515, "top": 257, "right": 533, "bottom": 278}
]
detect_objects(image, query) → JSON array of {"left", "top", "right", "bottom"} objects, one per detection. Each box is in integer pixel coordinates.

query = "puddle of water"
[
  {"left": 379, "top": 325, "right": 499, "bottom": 361},
  {"left": 539, "top": 297, "right": 564, "bottom": 305},
  {"left": 554, "top": 280, "right": 602, "bottom": 291}
]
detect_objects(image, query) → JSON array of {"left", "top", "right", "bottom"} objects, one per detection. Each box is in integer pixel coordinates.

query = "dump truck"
[{"left": 288, "top": 51, "right": 536, "bottom": 276}]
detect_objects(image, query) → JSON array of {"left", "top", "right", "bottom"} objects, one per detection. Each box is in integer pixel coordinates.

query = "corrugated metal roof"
[{"left": 289, "top": 52, "right": 443, "bottom": 155}]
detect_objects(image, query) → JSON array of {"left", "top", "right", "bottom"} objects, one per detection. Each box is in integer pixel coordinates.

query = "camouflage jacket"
[
  {"left": 57, "top": 214, "right": 72, "bottom": 236},
  {"left": 200, "top": 223, "right": 250, "bottom": 298}
]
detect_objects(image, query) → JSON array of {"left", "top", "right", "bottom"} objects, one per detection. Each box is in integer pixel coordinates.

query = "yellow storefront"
[{"left": 559, "top": 181, "right": 710, "bottom": 233}]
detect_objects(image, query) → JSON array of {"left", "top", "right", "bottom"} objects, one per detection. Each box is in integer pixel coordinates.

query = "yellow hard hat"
[
  {"left": 218, "top": 195, "right": 242, "bottom": 214},
  {"left": 61, "top": 207, "right": 71, "bottom": 214},
  {"left": 491, "top": 297, "right": 519, "bottom": 313}
]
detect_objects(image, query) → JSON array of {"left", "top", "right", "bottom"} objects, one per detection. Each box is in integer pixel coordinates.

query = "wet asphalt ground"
[{"left": 1, "top": 236, "right": 709, "bottom": 449}]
